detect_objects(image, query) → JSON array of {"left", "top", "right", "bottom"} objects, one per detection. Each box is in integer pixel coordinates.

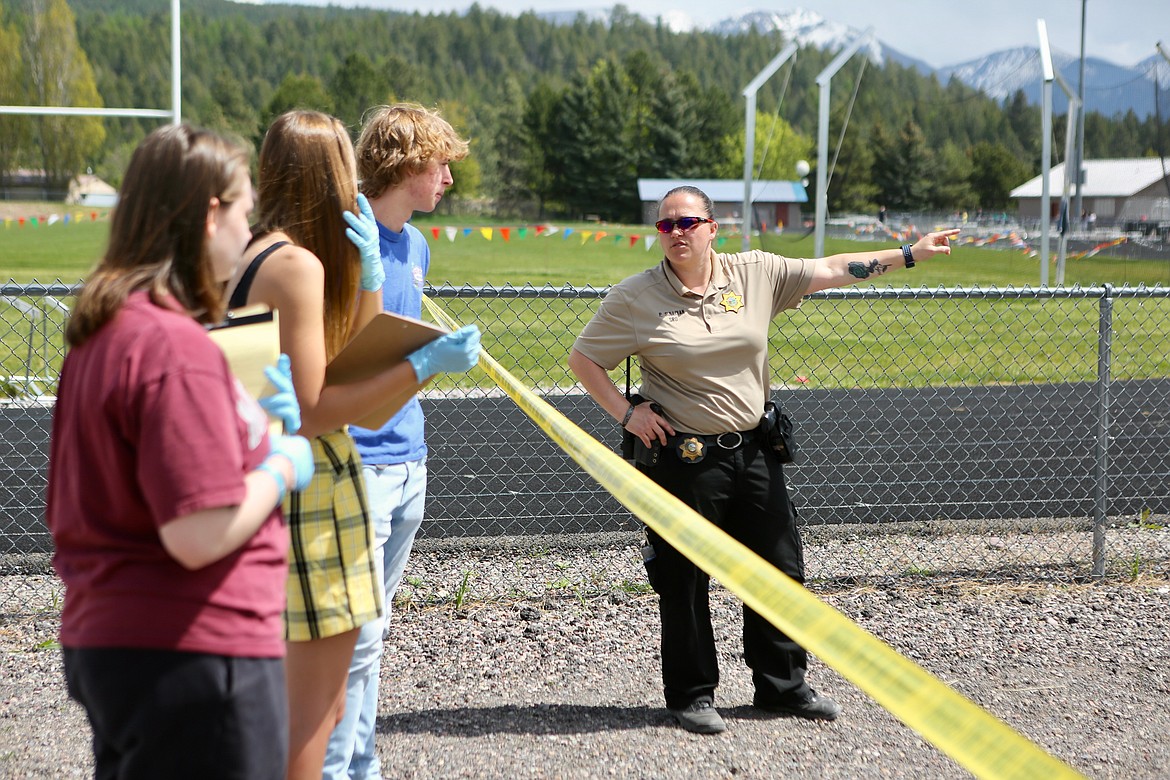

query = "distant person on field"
[
  {"left": 46, "top": 123, "right": 314, "bottom": 779},
  {"left": 323, "top": 102, "right": 479, "bottom": 780},
  {"left": 224, "top": 109, "right": 478, "bottom": 780},
  {"left": 569, "top": 184, "right": 959, "bottom": 735}
]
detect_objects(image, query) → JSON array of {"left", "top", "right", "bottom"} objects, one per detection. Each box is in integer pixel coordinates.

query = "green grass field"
[
  {"left": 4, "top": 205, "right": 1170, "bottom": 288},
  {"left": 3, "top": 204, "right": 1169, "bottom": 397}
]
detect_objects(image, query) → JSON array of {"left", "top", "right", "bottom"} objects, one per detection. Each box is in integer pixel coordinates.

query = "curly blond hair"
[{"left": 355, "top": 103, "right": 469, "bottom": 199}]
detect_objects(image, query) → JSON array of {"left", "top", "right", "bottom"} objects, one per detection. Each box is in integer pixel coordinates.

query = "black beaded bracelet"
[
  {"left": 901, "top": 244, "right": 916, "bottom": 269},
  {"left": 620, "top": 404, "right": 635, "bottom": 427}
]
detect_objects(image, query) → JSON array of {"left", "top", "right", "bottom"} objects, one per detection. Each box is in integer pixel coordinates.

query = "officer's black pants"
[{"left": 640, "top": 438, "right": 809, "bottom": 710}]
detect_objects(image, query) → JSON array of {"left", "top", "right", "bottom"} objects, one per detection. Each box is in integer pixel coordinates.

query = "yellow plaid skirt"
[{"left": 283, "top": 429, "right": 383, "bottom": 641}]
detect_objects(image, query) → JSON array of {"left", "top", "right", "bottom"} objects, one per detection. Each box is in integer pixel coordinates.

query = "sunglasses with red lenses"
[{"left": 655, "top": 216, "right": 715, "bottom": 234}]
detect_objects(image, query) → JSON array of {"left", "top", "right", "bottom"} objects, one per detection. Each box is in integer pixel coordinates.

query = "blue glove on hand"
[
  {"left": 344, "top": 193, "right": 384, "bottom": 292},
  {"left": 406, "top": 324, "right": 482, "bottom": 383},
  {"left": 263, "top": 434, "right": 314, "bottom": 498},
  {"left": 258, "top": 353, "right": 301, "bottom": 434}
]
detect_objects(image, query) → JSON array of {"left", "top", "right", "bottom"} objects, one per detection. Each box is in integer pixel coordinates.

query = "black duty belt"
[{"left": 668, "top": 428, "right": 759, "bottom": 463}]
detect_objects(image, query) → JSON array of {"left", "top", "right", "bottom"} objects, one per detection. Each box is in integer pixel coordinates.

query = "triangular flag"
[
  {"left": 593, "top": 231, "right": 607, "bottom": 242},
  {"left": 543, "top": 226, "right": 559, "bottom": 237},
  {"left": 534, "top": 225, "right": 545, "bottom": 236},
  {"left": 431, "top": 227, "right": 440, "bottom": 240},
  {"left": 63, "top": 213, "right": 70, "bottom": 225},
  {"left": 579, "top": 230, "right": 593, "bottom": 245},
  {"left": 445, "top": 226, "right": 457, "bottom": 242},
  {"left": 716, "top": 237, "right": 727, "bottom": 248},
  {"left": 462, "top": 227, "right": 472, "bottom": 237},
  {"left": 629, "top": 236, "right": 638, "bottom": 247},
  {"left": 500, "top": 227, "right": 510, "bottom": 242},
  {"left": 90, "top": 212, "right": 97, "bottom": 221},
  {"left": 518, "top": 227, "right": 528, "bottom": 239},
  {"left": 562, "top": 227, "right": 572, "bottom": 239},
  {"left": 644, "top": 235, "right": 656, "bottom": 251},
  {"left": 612, "top": 234, "right": 623, "bottom": 244},
  {"left": 31, "top": 217, "right": 39, "bottom": 226},
  {"left": 48, "top": 214, "right": 60, "bottom": 225},
  {"left": 479, "top": 227, "right": 493, "bottom": 241}
]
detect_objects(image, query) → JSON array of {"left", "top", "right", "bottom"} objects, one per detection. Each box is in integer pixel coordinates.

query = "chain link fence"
[{"left": 2, "top": 282, "right": 1169, "bottom": 614}]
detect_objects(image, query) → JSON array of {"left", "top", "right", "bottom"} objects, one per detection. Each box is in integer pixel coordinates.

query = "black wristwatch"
[{"left": 901, "top": 244, "right": 915, "bottom": 269}]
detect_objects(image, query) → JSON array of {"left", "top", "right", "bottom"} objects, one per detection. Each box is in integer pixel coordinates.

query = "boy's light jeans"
[{"left": 323, "top": 458, "right": 426, "bottom": 780}]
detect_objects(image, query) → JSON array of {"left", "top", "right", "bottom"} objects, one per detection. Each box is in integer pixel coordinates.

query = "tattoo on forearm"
[{"left": 847, "top": 259, "right": 890, "bottom": 279}]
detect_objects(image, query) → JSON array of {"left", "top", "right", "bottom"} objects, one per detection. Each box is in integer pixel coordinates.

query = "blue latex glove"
[
  {"left": 265, "top": 433, "right": 314, "bottom": 496},
  {"left": 406, "top": 324, "right": 482, "bottom": 383},
  {"left": 258, "top": 353, "right": 301, "bottom": 434},
  {"left": 344, "top": 193, "right": 384, "bottom": 292}
]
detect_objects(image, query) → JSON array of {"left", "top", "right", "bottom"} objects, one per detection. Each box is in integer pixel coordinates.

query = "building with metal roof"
[
  {"left": 636, "top": 178, "right": 808, "bottom": 233},
  {"left": 1010, "top": 159, "right": 1170, "bottom": 232}
]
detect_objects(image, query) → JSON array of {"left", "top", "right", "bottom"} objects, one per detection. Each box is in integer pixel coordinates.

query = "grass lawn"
[
  {"left": 3, "top": 204, "right": 1170, "bottom": 288},
  {"left": 3, "top": 203, "right": 1168, "bottom": 396}
]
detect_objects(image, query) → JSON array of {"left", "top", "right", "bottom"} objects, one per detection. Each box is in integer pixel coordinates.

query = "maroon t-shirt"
[{"left": 46, "top": 291, "right": 288, "bottom": 657}]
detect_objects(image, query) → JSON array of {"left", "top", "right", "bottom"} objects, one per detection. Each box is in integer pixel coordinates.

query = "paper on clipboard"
[
  {"left": 325, "top": 311, "right": 448, "bottom": 431},
  {"left": 207, "top": 306, "right": 282, "bottom": 437}
]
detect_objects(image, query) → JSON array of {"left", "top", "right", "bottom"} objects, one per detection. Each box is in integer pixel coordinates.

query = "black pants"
[
  {"left": 63, "top": 646, "right": 287, "bottom": 780},
  {"left": 640, "top": 438, "right": 810, "bottom": 710}
]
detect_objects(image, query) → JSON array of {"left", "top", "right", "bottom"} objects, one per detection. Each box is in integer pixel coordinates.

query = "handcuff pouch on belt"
[
  {"left": 761, "top": 400, "right": 798, "bottom": 464},
  {"left": 621, "top": 394, "right": 664, "bottom": 467}
]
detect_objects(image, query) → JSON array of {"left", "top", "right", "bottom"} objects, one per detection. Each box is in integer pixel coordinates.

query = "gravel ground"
[{"left": 2, "top": 530, "right": 1169, "bottom": 780}]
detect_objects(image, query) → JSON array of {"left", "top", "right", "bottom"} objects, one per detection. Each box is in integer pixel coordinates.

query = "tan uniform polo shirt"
[{"left": 574, "top": 249, "right": 813, "bottom": 434}]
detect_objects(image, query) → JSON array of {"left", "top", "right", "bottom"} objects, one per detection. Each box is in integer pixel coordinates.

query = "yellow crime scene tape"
[{"left": 423, "top": 296, "right": 1086, "bottom": 780}]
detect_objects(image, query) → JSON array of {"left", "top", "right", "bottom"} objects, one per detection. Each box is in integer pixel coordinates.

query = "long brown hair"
[
  {"left": 65, "top": 124, "right": 249, "bottom": 347},
  {"left": 253, "top": 110, "right": 361, "bottom": 359}
]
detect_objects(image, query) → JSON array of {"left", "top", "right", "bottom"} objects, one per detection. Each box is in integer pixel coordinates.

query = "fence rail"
[{"left": 2, "top": 283, "right": 1169, "bottom": 612}]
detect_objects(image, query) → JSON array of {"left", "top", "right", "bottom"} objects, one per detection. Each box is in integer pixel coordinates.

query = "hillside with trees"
[{"left": 2, "top": 0, "right": 1168, "bottom": 221}]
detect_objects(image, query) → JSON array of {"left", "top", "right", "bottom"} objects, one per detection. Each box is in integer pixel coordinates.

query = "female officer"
[{"left": 569, "top": 185, "right": 958, "bottom": 734}]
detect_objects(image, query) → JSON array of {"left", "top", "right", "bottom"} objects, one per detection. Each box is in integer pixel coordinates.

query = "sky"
[{"left": 253, "top": 1, "right": 1170, "bottom": 68}]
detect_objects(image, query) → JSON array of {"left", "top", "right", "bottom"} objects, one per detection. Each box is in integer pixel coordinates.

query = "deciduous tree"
[
  {"left": 0, "top": 4, "right": 31, "bottom": 185},
  {"left": 21, "top": 0, "right": 105, "bottom": 190}
]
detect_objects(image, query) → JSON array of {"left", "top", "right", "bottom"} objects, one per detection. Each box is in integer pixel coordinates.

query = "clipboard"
[
  {"left": 325, "top": 311, "right": 448, "bottom": 431},
  {"left": 207, "top": 306, "right": 282, "bottom": 436}
]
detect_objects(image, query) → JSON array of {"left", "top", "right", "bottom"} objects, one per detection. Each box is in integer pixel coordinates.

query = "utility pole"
[{"left": 1072, "top": 0, "right": 1087, "bottom": 229}]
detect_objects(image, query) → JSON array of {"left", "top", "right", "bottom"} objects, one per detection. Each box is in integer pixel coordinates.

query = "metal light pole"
[
  {"left": 1038, "top": 20, "right": 1054, "bottom": 287},
  {"left": 1072, "top": 0, "right": 1087, "bottom": 228},
  {"left": 1054, "top": 69, "right": 1081, "bottom": 285},
  {"left": 172, "top": 0, "right": 182, "bottom": 123},
  {"left": 814, "top": 28, "right": 874, "bottom": 258},
  {"left": 741, "top": 42, "right": 798, "bottom": 252}
]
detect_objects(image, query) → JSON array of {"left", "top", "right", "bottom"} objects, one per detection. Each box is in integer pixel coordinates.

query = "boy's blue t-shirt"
[{"left": 350, "top": 221, "right": 429, "bottom": 465}]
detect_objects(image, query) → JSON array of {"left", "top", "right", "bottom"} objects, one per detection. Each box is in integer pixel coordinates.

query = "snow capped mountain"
[
  {"left": 711, "top": 8, "right": 879, "bottom": 60},
  {"left": 704, "top": 9, "right": 939, "bottom": 78},
  {"left": 937, "top": 48, "right": 1167, "bottom": 117},
  {"left": 939, "top": 47, "right": 1053, "bottom": 102},
  {"left": 642, "top": 7, "right": 1168, "bottom": 118}
]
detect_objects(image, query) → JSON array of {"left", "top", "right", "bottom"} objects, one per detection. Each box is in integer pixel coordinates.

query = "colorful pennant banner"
[
  {"left": 413, "top": 223, "right": 753, "bottom": 252},
  {"left": 3, "top": 211, "right": 105, "bottom": 228}
]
